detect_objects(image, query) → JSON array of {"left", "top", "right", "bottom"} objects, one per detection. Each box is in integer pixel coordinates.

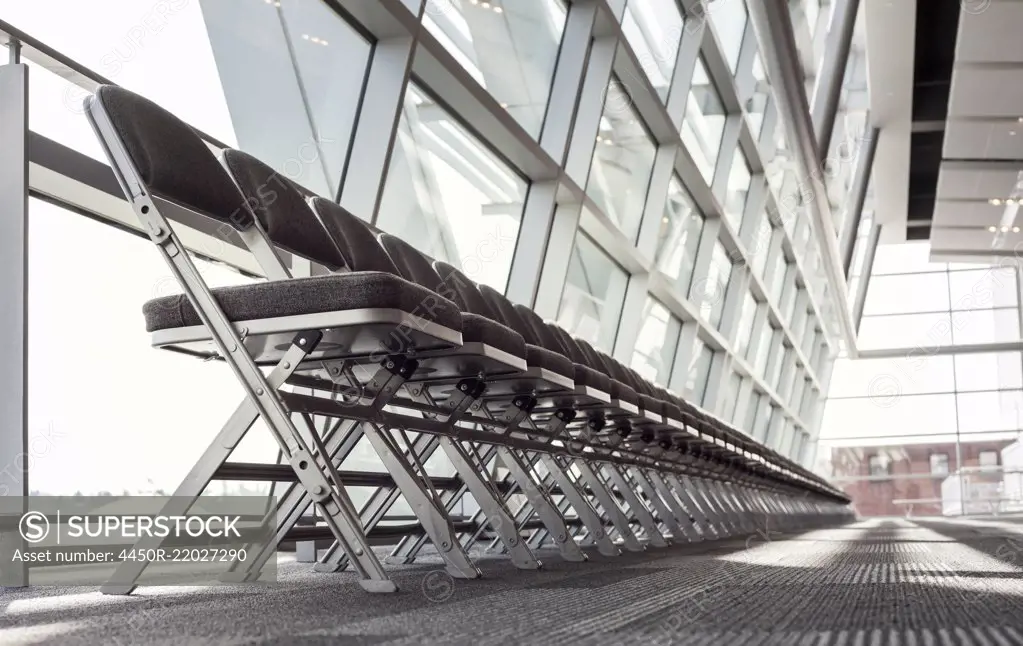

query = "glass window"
[
  {"left": 631, "top": 299, "right": 682, "bottom": 386},
  {"left": 423, "top": 0, "right": 567, "bottom": 137},
  {"left": 753, "top": 403, "right": 773, "bottom": 442},
  {"left": 709, "top": 0, "right": 748, "bottom": 74},
  {"left": 822, "top": 394, "right": 959, "bottom": 440},
  {"left": 753, "top": 325, "right": 775, "bottom": 373},
  {"left": 735, "top": 291, "right": 758, "bottom": 356},
  {"left": 827, "top": 356, "right": 955, "bottom": 398},
  {"left": 379, "top": 84, "right": 527, "bottom": 291},
  {"left": 957, "top": 391, "right": 1023, "bottom": 434},
  {"left": 951, "top": 309, "right": 1020, "bottom": 345},
  {"left": 692, "top": 241, "right": 733, "bottom": 327},
  {"left": 723, "top": 153, "right": 752, "bottom": 232},
  {"left": 557, "top": 232, "right": 630, "bottom": 351},
  {"left": 587, "top": 77, "right": 657, "bottom": 240},
  {"left": 930, "top": 453, "right": 949, "bottom": 476},
  {"left": 871, "top": 242, "right": 945, "bottom": 275},
  {"left": 858, "top": 312, "right": 952, "bottom": 350},
  {"left": 743, "top": 392, "right": 762, "bottom": 435},
  {"left": 204, "top": 0, "right": 375, "bottom": 195},
  {"left": 28, "top": 200, "right": 269, "bottom": 495},
  {"left": 749, "top": 216, "right": 774, "bottom": 278},
  {"left": 681, "top": 58, "right": 726, "bottom": 185},
  {"left": 654, "top": 178, "right": 705, "bottom": 292},
  {"left": 979, "top": 450, "right": 1000, "bottom": 470},
  {"left": 947, "top": 269, "right": 1018, "bottom": 310},
  {"left": 621, "top": 0, "right": 684, "bottom": 100},
  {"left": 685, "top": 341, "right": 714, "bottom": 404},
  {"left": 721, "top": 372, "right": 742, "bottom": 421},
  {"left": 868, "top": 455, "right": 890, "bottom": 477},
  {"left": 863, "top": 273, "right": 950, "bottom": 315},
  {"left": 954, "top": 353, "right": 1023, "bottom": 392},
  {"left": 746, "top": 54, "right": 768, "bottom": 138}
]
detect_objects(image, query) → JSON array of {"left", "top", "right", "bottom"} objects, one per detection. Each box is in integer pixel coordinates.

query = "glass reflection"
[{"left": 379, "top": 84, "right": 527, "bottom": 291}]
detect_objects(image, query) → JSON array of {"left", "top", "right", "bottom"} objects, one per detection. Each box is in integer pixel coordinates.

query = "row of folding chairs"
[{"left": 85, "top": 84, "right": 852, "bottom": 595}]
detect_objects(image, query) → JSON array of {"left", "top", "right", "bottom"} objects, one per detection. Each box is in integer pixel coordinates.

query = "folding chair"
[{"left": 85, "top": 85, "right": 481, "bottom": 593}]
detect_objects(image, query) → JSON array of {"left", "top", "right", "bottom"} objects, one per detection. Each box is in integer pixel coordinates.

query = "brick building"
[{"left": 829, "top": 440, "right": 1015, "bottom": 516}]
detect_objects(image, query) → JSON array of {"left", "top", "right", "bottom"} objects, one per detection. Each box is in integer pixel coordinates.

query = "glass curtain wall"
[{"left": 819, "top": 243, "right": 1023, "bottom": 516}]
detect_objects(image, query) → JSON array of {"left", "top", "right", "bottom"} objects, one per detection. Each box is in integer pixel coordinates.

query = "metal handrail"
[{"left": 0, "top": 18, "right": 229, "bottom": 150}]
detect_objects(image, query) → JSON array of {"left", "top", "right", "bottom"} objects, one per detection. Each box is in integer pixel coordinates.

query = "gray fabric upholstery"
[
  {"left": 377, "top": 233, "right": 445, "bottom": 287},
  {"left": 221, "top": 149, "right": 348, "bottom": 269},
  {"left": 308, "top": 198, "right": 401, "bottom": 274},
  {"left": 462, "top": 313, "right": 526, "bottom": 358},
  {"left": 143, "top": 272, "right": 462, "bottom": 333},
  {"left": 93, "top": 85, "right": 253, "bottom": 229},
  {"left": 524, "top": 344, "right": 574, "bottom": 379},
  {"left": 432, "top": 261, "right": 498, "bottom": 318}
]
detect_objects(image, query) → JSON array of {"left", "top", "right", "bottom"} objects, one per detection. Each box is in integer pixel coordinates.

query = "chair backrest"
[
  {"left": 90, "top": 85, "right": 254, "bottom": 230},
  {"left": 221, "top": 149, "right": 348, "bottom": 270},
  {"left": 377, "top": 233, "right": 448, "bottom": 289},
  {"left": 433, "top": 261, "right": 497, "bottom": 318},
  {"left": 308, "top": 198, "right": 402, "bottom": 275},
  {"left": 477, "top": 284, "right": 542, "bottom": 345}
]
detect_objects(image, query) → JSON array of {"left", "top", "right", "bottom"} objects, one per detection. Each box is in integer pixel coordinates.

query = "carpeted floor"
[{"left": 3, "top": 517, "right": 1023, "bottom": 645}]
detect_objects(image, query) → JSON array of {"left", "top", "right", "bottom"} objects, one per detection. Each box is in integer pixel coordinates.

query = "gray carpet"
[{"left": 3, "top": 517, "right": 1023, "bottom": 645}]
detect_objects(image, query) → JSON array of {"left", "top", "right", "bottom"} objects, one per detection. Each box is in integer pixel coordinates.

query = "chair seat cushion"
[
  {"left": 462, "top": 313, "right": 526, "bottom": 359},
  {"left": 638, "top": 393, "right": 665, "bottom": 417},
  {"left": 143, "top": 271, "right": 462, "bottom": 332},
  {"left": 574, "top": 363, "right": 613, "bottom": 395},
  {"left": 524, "top": 344, "right": 574, "bottom": 380}
]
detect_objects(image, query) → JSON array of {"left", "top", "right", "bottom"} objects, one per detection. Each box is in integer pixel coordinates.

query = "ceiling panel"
[
  {"left": 936, "top": 162, "right": 1023, "bottom": 200},
  {"left": 955, "top": 1, "right": 1023, "bottom": 63},
  {"left": 948, "top": 66, "right": 1023, "bottom": 118},
  {"left": 930, "top": 226, "right": 1023, "bottom": 252},
  {"left": 944, "top": 119, "right": 1023, "bottom": 159},
  {"left": 932, "top": 200, "right": 1014, "bottom": 228}
]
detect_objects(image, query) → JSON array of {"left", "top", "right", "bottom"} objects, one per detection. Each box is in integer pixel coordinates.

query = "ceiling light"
[
  {"left": 1002, "top": 225, "right": 1010, "bottom": 233},
  {"left": 481, "top": 1, "right": 490, "bottom": 7},
  {"left": 1012, "top": 131, "right": 1018, "bottom": 136},
  {"left": 302, "top": 34, "right": 309, "bottom": 40},
  {"left": 494, "top": 5, "right": 504, "bottom": 12},
  {"left": 596, "top": 135, "right": 603, "bottom": 142},
  {"left": 1015, "top": 227, "right": 1021, "bottom": 233},
  {"left": 990, "top": 198, "right": 1003, "bottom": 206},
  {"left": 1018, "top": 117, "right": 1023, "bottom": 123},
  {"left": 989, "top": 226, "right": 998, "bottom": 233}
]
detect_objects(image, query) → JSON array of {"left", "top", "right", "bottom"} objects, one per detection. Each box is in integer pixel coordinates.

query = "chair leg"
[
  {"left": 499, "top": 448, "right": 588, "bottom": 562},
  {"left": 603, "top": 465, "right": 668, "bottom": 547},
  {"left": 538, "top": 454, "right": 620, "bottom": 557}
]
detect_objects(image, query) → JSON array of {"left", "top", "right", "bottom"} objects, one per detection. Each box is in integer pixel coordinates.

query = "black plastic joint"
[
  {"left": 512, "top": 395, "right": 538, "bottom": 412},
  {"left": 640, "top": 430, "right": 655, "bottom": 444},
  {"left": 616, "top": 426, "right": 632, "bottom": 439},
  {"left": 381, "top": 354, "right": 419, "bottom": 378},
  {"left": 456, "top": 378, "right": 487, "bottom": 399},
  {"left": 554, "top": 408, "right": 577, "bottom": 423},
  {"left": 292, "top": 330, "right": 324, "bottom": 354},
  {"left": 586, "top": 416, "right": 605, "bottom": 431}
]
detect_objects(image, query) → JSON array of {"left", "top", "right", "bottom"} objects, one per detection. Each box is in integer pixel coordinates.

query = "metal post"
[
  {"left": 809, "top": 0, "right": 861, "bottom": 159},
  {"left": 746, "top": 0, "right": 858, "bottom": 355},
  {"left": 839, "top": 127, "right": 879, "bottom": 276},
  {"left": 0, "top": 47, "right": 28, "bottom": 588},
  {"left": 851, "top": 224, "right": 880, "bottom": 332}
]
